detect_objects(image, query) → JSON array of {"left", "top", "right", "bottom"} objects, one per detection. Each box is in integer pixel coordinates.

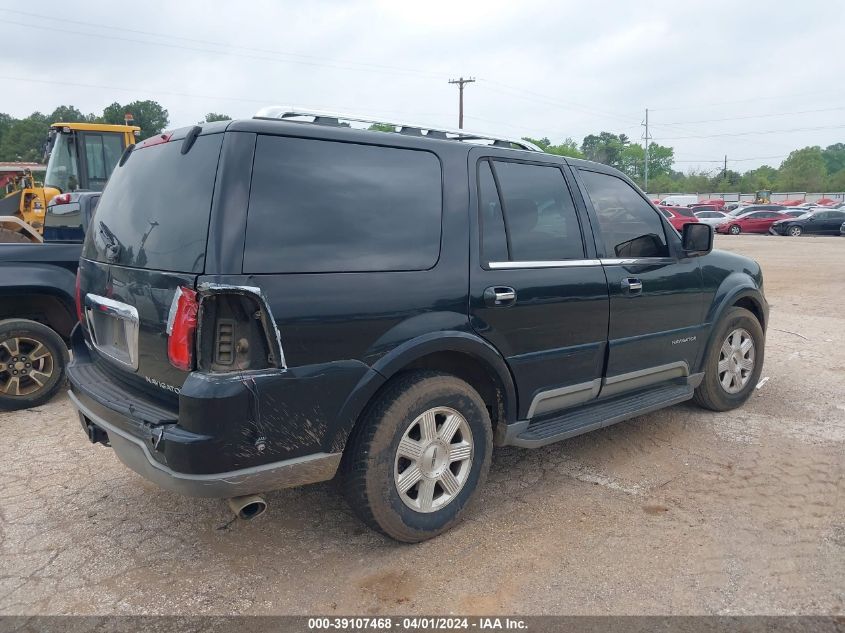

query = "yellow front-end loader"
[{"left": 0, "top": 122, "right": 140, "bottom": 243}]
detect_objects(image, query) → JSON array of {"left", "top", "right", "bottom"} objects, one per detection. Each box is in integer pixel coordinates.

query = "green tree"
[
  {"left": 580, "top": 132, "right": 629, "bottom": 169},
  {"left": 739, "top": 165, "right": 778, "bottom": 192},
  {"left": 102, "top": 100, "right": 169, "bottom": 139},
  {"left": 367, "top": 123, "right": 395, "bottom": 132},
  {"left": 826, "top": 168, "right": 845, "bottom": 191},
  {"left": 821, "top": 143, "right": 845, "bottom": 175},
  {"left": 49, "top": 105, "right": 88, "bottom": 123},
  {"left": 203, "top": 112, "right": 231, "bottom": 123},
  {"left": 776, "top": 146, "right": 827, "bottom": 192},
  {"left": 522, "top": 136, "right": 583, "bottom": 158},
  {"left": 619, "top": 142, "right": 674, "bottom": 185},
  {"left": 0, "top": 113, "right": 50, "bottom": 162}
]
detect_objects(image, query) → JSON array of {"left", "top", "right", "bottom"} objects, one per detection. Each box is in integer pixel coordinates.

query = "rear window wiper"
[{"left": 98, "top": 221, "right": 122, "bottom": 262}]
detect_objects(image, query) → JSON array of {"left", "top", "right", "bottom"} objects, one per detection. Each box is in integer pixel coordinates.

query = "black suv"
[{"left": 69, "top": 111, "right": 768, "bottom": 542}]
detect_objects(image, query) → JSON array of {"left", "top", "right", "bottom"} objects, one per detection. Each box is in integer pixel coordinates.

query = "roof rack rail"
[{"left": 253, "top": 106, "right": 543, "bottom": 152}]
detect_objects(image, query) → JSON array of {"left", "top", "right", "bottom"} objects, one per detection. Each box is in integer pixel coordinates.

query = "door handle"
[
  {"left": 483, "top": 286, "right": 517, "bottom": 307},
  {"left": 621, "top": 278, "right": 643, "bottom": 294}
]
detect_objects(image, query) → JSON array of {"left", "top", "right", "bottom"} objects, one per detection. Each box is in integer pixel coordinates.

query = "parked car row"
[{"left": 681, "top": 203, "right": 845, "bottom": 237}]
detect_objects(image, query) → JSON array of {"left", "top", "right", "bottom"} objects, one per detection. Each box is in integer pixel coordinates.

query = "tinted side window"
[
  {"left": 491, "top": 161, "right": 584, "bottom": 261},
  {"left": 478, "top": 160, "right": 508, "bottom": 263},
  {"left": 245, "top": 136, "right": 442, "bottom": 273},
  {"left": 580, "top": 170, "right": 669, "bottom": 258}
]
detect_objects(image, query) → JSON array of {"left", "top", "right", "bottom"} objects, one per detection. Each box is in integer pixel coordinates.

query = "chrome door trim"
[
  {"left": 601, "top": 361, "right": 689, "bottom": 398},
  {"left": 526, "top": 378, "right": 602, "bottom": 419},
  {"left": 488, "top": 259, "right": 601, "bottom": 270},
  {"left": 600, "top": 257, "right": 676, "bottom": 266}
]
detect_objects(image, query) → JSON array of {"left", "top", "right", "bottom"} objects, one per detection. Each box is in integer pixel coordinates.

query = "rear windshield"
[{"left": 82, "top": 133, "right": 223, "bottom": 273}]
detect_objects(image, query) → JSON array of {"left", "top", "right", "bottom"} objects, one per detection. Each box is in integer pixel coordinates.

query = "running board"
[{"left": 505, "top": 383, "right": 694, "bottom": 448}]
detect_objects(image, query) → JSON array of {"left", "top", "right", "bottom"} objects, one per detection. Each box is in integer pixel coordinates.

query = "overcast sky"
[{"left": 2, "top": 0, "right": 844, "bottom": 173}]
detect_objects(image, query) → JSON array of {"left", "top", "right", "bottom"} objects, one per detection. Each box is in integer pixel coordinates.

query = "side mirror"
[{"left": 682, "top": 223, "right": 713, "bottom": 256}]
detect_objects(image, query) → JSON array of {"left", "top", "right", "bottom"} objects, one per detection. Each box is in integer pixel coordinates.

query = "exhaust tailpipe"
[{"left": 227, "top": 494, "right": 267, "bottom": 520}]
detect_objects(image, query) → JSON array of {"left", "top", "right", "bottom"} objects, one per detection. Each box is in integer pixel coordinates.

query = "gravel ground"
[{"left": 1, "top": 234, "right": 843, "bottom": 616}]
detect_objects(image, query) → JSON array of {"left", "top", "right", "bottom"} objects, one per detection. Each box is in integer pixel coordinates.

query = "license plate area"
[{"left": 84, "top": 294, "right": 139, "bottom": 370}]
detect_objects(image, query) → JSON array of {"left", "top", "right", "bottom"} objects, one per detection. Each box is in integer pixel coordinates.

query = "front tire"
[
  {"left": 0, "top": 319, "right": 68, "bottom": 410},
  {"left": 788, "top": 225, "right": 803, "bottom": 237},
  {"left": 729, "top": 224, "right": 741, "bottom": 235},
  {"left": 694, "top": 307, "right": 764, "bottom": 412},
  {"left": 340, "top": 371, "right": 493, "bottom": 542}
]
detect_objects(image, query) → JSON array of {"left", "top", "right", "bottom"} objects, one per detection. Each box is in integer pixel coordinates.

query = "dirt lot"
[{"left": 1, "top": 235, "right": 843, "bottom": 616}]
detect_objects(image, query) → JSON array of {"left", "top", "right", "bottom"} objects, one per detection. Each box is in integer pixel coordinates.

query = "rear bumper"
[
  {"left": 66, "top": 326, "right": 342, "bottom": 497},
  {"left": 70, "top": 390, "right": 340, "bottom": 498}
]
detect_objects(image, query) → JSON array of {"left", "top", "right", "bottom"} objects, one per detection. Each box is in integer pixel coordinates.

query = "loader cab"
[{"left": 43, "top": 123, "right": 140, "bottom": 194}]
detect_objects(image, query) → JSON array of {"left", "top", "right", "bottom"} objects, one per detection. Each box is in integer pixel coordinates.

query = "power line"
[
  {"left": 649, "top": 90, "right": 845, "bottom": 112},
  {"left": 653, "top": 104, "right": 845, "bottom": 127},
  {"left": 479, "top": 79, "right": 639, "bottom": 124},
  {"left": 0, "top": 74, "right": 450, "bottom": 121},
  {"left": 654, "top": 124, "right": 845, "bottom": 141},
  {"left": 0, "top": 15, "right": 448, "bottom": 80},
  {"left": 673, "top": 154, "right": 788, "bottom": 164},
  {"left": 474, "top": 81, "right": 639, "bottom": 125}
]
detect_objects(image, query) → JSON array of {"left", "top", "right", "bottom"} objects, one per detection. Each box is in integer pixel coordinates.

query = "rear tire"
[
  {"left": 340, "top": 370, "right": 493, "bottom": 542},
  {"left": 729, "top": 224, "right": 741, "bottom": 235},
  {"left": 694, "top": 307, "right": 764, "bottom": 412},
  {"left": 0, "top": 319, "right": 68, "bottom": 411}
]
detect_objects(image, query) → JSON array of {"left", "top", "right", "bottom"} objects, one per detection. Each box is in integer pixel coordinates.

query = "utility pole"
[
  {"left": 724, "top": 155, "right": 728, "bottom": 179},
  {"left": 642, "top": 108, "right": 652, "bottom": 193},
  {"left": 448, "top": 77, "right": 475, "bottom": 129}
]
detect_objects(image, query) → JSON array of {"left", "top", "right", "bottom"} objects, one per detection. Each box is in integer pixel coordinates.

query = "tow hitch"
[{"left": 79, "top": 413, "right": 110, "bottom": 446}]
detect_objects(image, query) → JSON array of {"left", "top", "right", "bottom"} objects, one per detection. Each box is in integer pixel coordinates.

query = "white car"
[{"left": 694, "top": 210, "right": 730, "bottom": 227}]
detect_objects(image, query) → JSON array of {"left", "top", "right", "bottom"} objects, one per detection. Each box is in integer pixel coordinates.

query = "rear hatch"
[{"left": 77, "top": 128, "right": 224, "bottom": 402}]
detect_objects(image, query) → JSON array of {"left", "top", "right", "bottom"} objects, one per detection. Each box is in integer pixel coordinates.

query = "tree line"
[
  {"left": 0, "top": 102, "right": 230, "bottom": 163},
  {"left": 524, "top": 133, "right": 845, "bottom": 194},
  {"left": 1, "top": 101, "right": 842, "bottom": 194}
]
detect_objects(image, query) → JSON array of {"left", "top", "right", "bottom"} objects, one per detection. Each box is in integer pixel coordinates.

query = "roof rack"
[{"left": 253, "top": 106, "right": 543, "bottom": 152}]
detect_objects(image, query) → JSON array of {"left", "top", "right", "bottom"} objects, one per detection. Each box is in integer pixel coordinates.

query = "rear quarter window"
[{"left": 244, "top": 136, "right": 442, "bottom": 273}]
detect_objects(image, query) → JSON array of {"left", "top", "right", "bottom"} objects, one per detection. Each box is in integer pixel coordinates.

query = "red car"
[
  {"left": 716, "top": 210, "right": 791, "bottom": 235},
  {"left": 658, "top": 205, "right": 699, "bottom": 231}
]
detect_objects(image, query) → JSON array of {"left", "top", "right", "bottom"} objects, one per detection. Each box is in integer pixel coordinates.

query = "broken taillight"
[{"left": 167, "top": 287, "right": 198, "bottom": 371}]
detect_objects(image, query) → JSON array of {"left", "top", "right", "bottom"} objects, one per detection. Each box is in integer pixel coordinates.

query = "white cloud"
[{"left": 1, "top": 0, "right": 843, "bottom": 172}]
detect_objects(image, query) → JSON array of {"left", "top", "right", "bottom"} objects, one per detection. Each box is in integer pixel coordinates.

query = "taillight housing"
[
  {"left": 167, "top": 287, "right": 198, "bottom": 371},
  {"left": 75, "top": 269, "right": 83, "bottom": 323},
  {"left": 53, "top": 193, "right": 72, "bottom": 205}
]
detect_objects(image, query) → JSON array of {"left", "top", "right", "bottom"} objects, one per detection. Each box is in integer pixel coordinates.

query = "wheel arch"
[
  {"left": 0, "top": 286, "right": 76, "bottom": 340},
  {"left": 696, "top": 280, "right": 767, "bottom": 373},
  {"left": 328, "top": 331, "right": 518, "bottom": 452}
]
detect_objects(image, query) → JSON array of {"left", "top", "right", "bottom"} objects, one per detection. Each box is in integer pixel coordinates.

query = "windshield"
[{"left": 44, "top": 132, "right": 80, "bottom": 193}]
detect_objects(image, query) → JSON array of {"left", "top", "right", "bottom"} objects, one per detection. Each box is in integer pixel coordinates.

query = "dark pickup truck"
[{"left": 0, "top": 192, "right": 99, "bottom": 409}]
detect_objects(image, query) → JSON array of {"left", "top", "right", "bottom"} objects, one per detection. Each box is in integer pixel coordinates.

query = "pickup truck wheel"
[
  {"left": 693, "top": 307, "right": 764, "bottom": 412},
  {"left": 340, "top": 370, "right": 492, "bottom": 543},
  {"left": 0, "top": 319, "right": 69, "bottom": 411}
]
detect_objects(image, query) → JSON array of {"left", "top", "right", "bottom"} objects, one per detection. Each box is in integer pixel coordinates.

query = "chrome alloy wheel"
[
  {"left": 717, "top": 328, "right": 755, "bottom": 394},
  {"left": 788, "top": 226, "right": 802, "bottom": 237},
  {"left": 0, "top": 335, "right": 54, "bottom": 397},
  {"left": 394, "top": 407, "right": 473, "bottom": 513}
]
